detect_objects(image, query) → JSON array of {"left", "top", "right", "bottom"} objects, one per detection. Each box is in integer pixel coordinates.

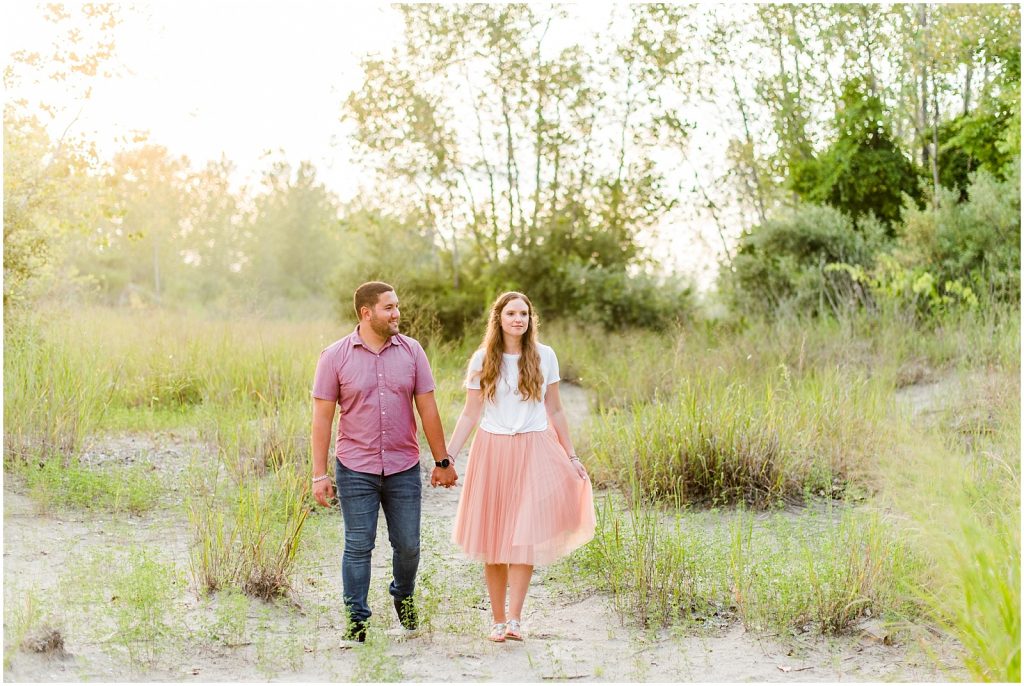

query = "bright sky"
[
  {"left": 5, "top": 1, "right": 407, "bottom": 198},
  {"left": 4, "top": 1, "right": 740, "bottom": 289}
]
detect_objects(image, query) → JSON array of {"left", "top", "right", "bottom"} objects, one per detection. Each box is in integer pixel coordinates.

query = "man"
[{"left": 311, "top": 281, "right": 457, "bottom": 643}]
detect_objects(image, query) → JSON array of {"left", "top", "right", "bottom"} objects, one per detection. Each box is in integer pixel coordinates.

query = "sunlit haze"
[{"left": 5, "top": 2, "right": 741, "bottom": 289}]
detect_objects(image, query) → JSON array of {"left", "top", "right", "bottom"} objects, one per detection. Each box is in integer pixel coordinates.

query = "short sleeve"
[
  {"left": 465, "top": 349, "right": 484, "bottom": 389},
  {"left": 544, "top": 346, "right": 560, "bottom": 385},
  {"left": 412, "top": 341, "right": 436, "bottom": 395},
  {"left": 312, "top": 349, "right": 340, "bottom": 401}
]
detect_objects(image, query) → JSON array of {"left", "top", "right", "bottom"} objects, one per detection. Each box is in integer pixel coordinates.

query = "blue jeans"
[{"left": 334, "top": 460, "right": 421, "bottom": 624}]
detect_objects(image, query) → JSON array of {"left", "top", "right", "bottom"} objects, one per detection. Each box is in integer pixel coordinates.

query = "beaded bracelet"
[{"left": 312, "top": 474, "right": 331, "bottom": 484}]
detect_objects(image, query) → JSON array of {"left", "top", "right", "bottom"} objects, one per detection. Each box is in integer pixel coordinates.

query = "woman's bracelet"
[
  {"left": 312, "top": 473, "right": 331, "bottom": 484},
  {"left": 569, "top": 455, "right": 581, "bottom": 462}
]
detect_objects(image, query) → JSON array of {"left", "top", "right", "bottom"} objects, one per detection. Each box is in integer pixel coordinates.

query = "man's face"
[{"left": 364, "top": 290, "right": 400, "bottom": 338}]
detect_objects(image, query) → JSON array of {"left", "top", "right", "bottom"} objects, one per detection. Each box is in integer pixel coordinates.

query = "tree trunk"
[
  {"left": 152, "top": 239, "right": 161, "bottom": 304},
  {"left": 930, "top": 69, "right": 941, "bottom": 209},
  {"left": 963, "top": 62, "right": 973, "bottom": 115},
  {"left": 918, "top": 5, "right": 930, "bottom": 169},
  {"left": 732, "top": 74, "right": 767, "bottom": 224}
]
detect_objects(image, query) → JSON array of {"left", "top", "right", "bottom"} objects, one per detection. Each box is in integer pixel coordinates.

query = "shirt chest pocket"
[{"left": 385, "top": 359, "right": 417, "bottom": 393}]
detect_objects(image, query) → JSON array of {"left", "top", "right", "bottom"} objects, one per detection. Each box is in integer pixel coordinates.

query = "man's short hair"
[{"left": 353, "top": 281, "right": 395, "bottom": 319}]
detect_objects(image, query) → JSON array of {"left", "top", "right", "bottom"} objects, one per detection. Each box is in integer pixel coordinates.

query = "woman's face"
[{"left": 499, "top": 298, "right": 530, "bottom": 339}]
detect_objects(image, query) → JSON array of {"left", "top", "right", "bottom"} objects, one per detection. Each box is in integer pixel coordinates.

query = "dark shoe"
[
  {"left": 393, "top": 595, "right": 418, "bottom": 631},
  {"left": 339, "top": 619, "right": 367, "bottom": 647}
]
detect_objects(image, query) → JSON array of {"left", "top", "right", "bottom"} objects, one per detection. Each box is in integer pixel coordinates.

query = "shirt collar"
[{"left": 350, "top": 326, "right": 398, "bottom": 350}]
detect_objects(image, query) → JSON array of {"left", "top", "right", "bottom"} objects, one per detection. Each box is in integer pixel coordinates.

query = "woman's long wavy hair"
[{"left": 471, "top": 291, "right": 543, "bottom": 402}]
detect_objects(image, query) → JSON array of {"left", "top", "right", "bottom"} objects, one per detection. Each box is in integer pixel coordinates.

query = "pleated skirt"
[{"left": 452, "top": 427, "right": 595, "bottom": 566}]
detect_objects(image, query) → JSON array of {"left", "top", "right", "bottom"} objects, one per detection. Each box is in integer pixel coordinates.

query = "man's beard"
[{"left": 369, "top": 315, "right": 397, "bottom": 339}]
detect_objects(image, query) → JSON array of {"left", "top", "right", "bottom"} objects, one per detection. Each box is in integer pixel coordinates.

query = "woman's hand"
[{"left": 570, "top": 457, "right": 588, "bottom": 481}]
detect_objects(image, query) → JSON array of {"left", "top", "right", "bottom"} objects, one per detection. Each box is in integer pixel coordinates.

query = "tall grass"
[
  {"left": 186, "top": 463, "right": 311, "bottom": 600},
  {"left": 587, "top": 367, "right": 888, "bottom": 506},
  {"left": 3, "top": 320, "right": 115, "bottom": 463},
  {"left": 6, "top": 301, "right": 1018, "bottom": 679},
  {"left": 881, "top": 362, "right": 1020, "bottom": 682},
  {"left": 569, "top": 495, "right": 920, "bottom": 634},
  {"left": 4, "top": 305, "right": 336, "bottom": 440}
]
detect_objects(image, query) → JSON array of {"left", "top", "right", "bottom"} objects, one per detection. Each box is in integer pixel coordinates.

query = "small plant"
[
  {"left": 3, "top": 325, "right": 114, "bottom": 465},
  {"left": 572, "top": 495, "right": 917, "bottom": 635},
  {"left": 3, "top": 587, "right": 54, "bottom": 669},
  {"left": 205, "top": 588, "right": 250, "bottom": 647},
  {"left": 253, "top": 604, "right": 305, "bottom": 678},
  {"left": 108, "top": 550, "right": 183, "bottom": 665},
  {"left": 353, "top": 630, "right": 402, "bottom": 683},
  {"left": 187, "top": 464, "right": 311, "bottom": 600},
  {"left": 573, "top": 495, "right": 720, "bottom": 628},
  {"left": 588, "top": 368, "right": 885, "bottom": 507},
  {"left": 19, "top": 458, "right": 154, "bottom": 514}
]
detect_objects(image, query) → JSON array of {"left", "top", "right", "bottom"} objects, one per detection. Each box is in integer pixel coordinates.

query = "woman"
[{"left": 447, "top": 291, "right": 595, "bottom": 642}]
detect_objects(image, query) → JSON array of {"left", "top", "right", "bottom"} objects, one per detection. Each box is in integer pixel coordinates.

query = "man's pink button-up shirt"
[{"left": 312, "top": 329, "right": 435, "bottom": 476}]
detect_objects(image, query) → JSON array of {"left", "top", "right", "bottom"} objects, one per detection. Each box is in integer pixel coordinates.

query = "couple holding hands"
[{"left": 311, "top": 282, "right": 595, "bottom": 644}]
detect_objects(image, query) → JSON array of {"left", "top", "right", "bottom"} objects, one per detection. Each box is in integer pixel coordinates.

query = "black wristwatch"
[{"left": 434, "top": 455, "right": 453, "bottom": 469}]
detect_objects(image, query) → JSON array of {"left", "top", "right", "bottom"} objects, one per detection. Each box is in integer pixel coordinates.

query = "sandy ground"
[{"left": 3, "top": 384, "right": 966, "bottom": 682}]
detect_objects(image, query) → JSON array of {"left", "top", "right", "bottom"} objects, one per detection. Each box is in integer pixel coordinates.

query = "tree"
[
  {"left": 790, "top": 80, "right": 923, "bottom": 229},
  {"left": 344, "top": 5, "right": 692, "bottom": 310},
  {"left": 245, "top": 159, "right": 343, "bottom": 301},
  {"left": 3, "top": 3, "right": 123, "bottom": 308}
]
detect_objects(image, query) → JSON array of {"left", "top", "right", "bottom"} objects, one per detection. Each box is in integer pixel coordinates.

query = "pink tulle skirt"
[{"left": 452, "top": 427, "right": 596, "bottom": 566}]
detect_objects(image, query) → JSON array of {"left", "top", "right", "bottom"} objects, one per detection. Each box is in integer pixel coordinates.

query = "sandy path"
[{"left": 3, "top": 384, "right": 964, "bottom": 681}]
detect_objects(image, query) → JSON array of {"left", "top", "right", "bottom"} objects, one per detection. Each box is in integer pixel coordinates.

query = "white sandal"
[
  {"left": 504, "top": 619, "right": 523, "bottom": 641},
  {"left": 487, "top": 622, "right": 506, "bottom": 642}
]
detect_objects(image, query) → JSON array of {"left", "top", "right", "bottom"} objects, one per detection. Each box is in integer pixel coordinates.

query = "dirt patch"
[{"left": 3, "top": 392, "right": 966, "bottom": 681}]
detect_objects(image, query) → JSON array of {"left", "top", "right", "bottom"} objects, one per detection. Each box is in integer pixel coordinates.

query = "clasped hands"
[{"left": 431, "top": 463, "right": 458, "bottom": 488}]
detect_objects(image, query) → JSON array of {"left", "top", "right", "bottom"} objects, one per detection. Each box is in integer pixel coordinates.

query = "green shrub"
[
  {"left": 588, "top": 368, "right": 886, "bottom": 507},
  {"left": 724, "top": 203, "right": 887, "bottom": 319},
  {"left": 564, "top": 263, "right": 694, "bottom": 331},
  {"left": 898, "top": 160, "right": 1021, "bottom": 304}
]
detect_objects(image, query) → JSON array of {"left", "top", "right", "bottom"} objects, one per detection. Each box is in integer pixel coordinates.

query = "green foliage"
[
  {"left": 898, "top": 160, "right": 1021, "bottom": 303},
  {"left": 826, "top": 256, "right": 981, "bottom": 323},
  {"left": 938, "top": 109, "right": 1015, "bottom": 199},
  {"left": 202, "top": 588, "right": 250, "bottom": 646},
  {"left": 571, "top": 496, "right": 921, "bottom": 635},
  {"left": 881, "top": 366, "right": 1020, "bottom": 683},
  {"left": 588, "top": 368, "right": 885, "bottom": 507},
  {"left": 3, "top": 111, "right": 109, "bottom": 308},
  {"left": 3, "top": 587, "right": 53, "bottom": 669},
  {"left": 186, "top": 464, "right": 311, "bottom": 601},
  {"left": 247, "top": 160, "right": 343, "bottom": 302},
  {"left": 790, "top": 81, "right": 923, "bottom": 227},
  {"left": 353, "top": 630, "right": 403, "bottom": 682},
  {"left": 3, "top": 317, "right": 114, "bottom": 464},
  {"left": 108, "top": 550, "right": 183, "bottom": 665},
  {"left": 573, "top": 497, "right": 720, "bottom": 628},
  {"left": 727, "top": 507, "right": 920, "bottom": 634},
  {"left": 342, "top": 5, "right": 690, "bottom": 336},
  {"left": 561, "top": 264, "right": 693, "bottom": 331},
  {"left": 19, "top": 458, "right": 154, "bottom": 515},
  {"left": 724, "top": 203, "right": 887, "bottom": 318}
]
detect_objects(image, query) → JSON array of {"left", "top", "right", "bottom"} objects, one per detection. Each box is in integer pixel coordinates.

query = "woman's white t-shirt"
[{"left": 466, "top": 344, "right": 560, "bottom": 435}]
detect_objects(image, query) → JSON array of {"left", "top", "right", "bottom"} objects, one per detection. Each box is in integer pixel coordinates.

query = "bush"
[
  {"left": 564, "top": 264, "right": 694, "bottom": 331},
  {"left": 898, "top": 160, "right": 1021, "bottom": 303},
  {"left": 723, "top": 203, "right": 887, "bottom": 319}
]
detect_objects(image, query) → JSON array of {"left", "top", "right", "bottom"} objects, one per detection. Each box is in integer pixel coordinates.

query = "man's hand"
[
  {"left": 430, "top": 464, "right": 458, "bottom": 488},
  {"left": 313, "top": 478, "right": 335, "bottom": 507}
]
